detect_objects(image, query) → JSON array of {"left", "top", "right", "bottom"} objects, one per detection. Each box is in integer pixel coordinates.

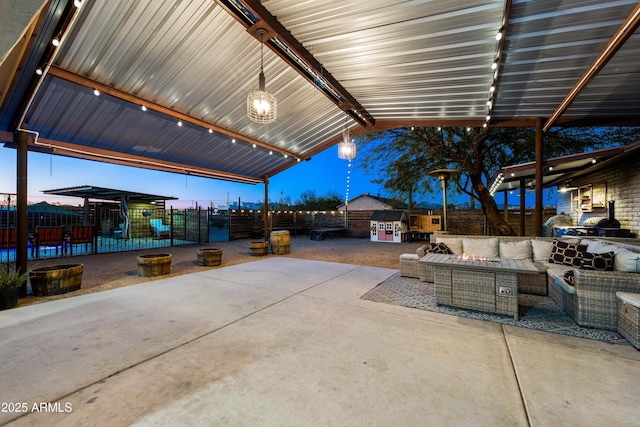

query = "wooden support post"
[
  {"left": 535, "top": 118, "right": 544, "bottom": 236},
  {"left": 503, "top": 191, "right": 508, "bottom": 220},
  {"left": 16, "top": 130, "right": 29, "bottom": 297},
  {"left": 519, "top": 179, "right": 526, "bottom": 237},
  {"left": 264, "top": 175, "right": 269, "bottom": 242}
]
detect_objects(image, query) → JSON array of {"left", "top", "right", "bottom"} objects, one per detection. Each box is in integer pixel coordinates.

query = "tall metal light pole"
[{"left": 428, "top": 169, "right": 460, "bottom": 231}]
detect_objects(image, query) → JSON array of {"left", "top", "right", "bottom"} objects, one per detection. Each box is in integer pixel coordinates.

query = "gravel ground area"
[{"left": 18, "top": 237, "right": 427, "bottom": 307}]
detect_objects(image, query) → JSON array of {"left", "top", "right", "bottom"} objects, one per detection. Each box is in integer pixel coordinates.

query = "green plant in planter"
[
  {"left": 0, "top": 266, "right": 30, "bottom": 310},
  {"left": 0, "top": 266, "right": 30, "bottom": 289}
]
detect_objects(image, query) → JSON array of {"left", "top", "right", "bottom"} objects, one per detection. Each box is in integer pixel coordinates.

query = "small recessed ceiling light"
[
  {"left": 492, "top": 61, "right": 498, "bottom": 70},
  {"left": 483, "top": 123, "right": 488, "bottom": 128},
  {"left": 496, "top": 31, "right": 503, "bottom": 41},
  {"left": 93, "top": 89, "right": 100, "bottom": 96},
  {"left": 177, "top": 120, "right": 182, "bottom": 126},
  {"left": 231, "top": 138, "right": 236, "bottom": 143},
  {"left": 73, "top": 0, "right": 83, "bottom": 8},
  {"left": 252, "top": 143, "right": 256, "bottom": 148},
  {"left": 52, "top": 37, "right": 60, "bottom": 47},
  {"left": 35, "top": 68, "right": 43, "bottom": 75},
  {"left": 269, "top": 150, "right": 273, "bottom": 155},
  {"left": 141, "top": 105, "right": 147, "bottom": 111},
  {"left": 486, "top": 115, "right": 491, "bottom": 121},
  {"left": 208, "top": 128, "right": 212, "bottom": 133},
  {"left": 297, "top": 158, "right": 300, "bottom": 162},
  {"left": 490, "top": 85, "right": 496, "bottom": 93},
  {"left": 284, "top": 154, "right": 288, "bottom": 158}
]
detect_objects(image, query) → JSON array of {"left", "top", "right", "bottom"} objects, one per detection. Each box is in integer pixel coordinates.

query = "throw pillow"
[
  {"left": 499, "top": 240, "right": 532, "bottom": 260},
  {"left": 435, "top": 237, "right": 463, "bottom": 255},
  {"left": 613, "top": 249, "right": 640, "bottom": 272},
  {"left": 563, "top": 270, "right": 575, "bottom": 286},
  {"left": 549, "top": 240, "right": 587, "bottom": 267},
  {"left": 425, "top": 242, "right": 451, "bottom": 254},
  {"left": 580, "top": 239, "right": 616, "bottom": 254},
  {"left": 462, "top": 238, "right": 499, "bottom": 258},
  {"left": 580, "top": 251, "right": 614, "bottom": 271}
]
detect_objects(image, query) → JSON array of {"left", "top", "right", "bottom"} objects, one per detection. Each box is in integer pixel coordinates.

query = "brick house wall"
[{"left": 556, "top": 152, "right": 640, "bottom": 236}]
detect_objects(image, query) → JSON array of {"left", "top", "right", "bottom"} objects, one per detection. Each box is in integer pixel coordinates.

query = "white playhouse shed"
[{"left": 370, "top": 210, "right": 408, "bottom": 243}]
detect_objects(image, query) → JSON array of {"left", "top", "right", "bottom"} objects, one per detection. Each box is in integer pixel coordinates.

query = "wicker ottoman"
[
  {"left": 400, "top": 254, "right": 420, "bottom": 278},
  {"left": 617, "top": 292, "right": 640, "bottom": 350}
]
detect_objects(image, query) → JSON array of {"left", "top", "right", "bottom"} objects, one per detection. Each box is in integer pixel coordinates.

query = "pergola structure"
[{"left": 2, "top": 1, "right": 640, "bottom": 282}]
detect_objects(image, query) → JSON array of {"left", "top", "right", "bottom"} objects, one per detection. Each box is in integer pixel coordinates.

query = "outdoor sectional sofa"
[{"left": 404, "top": 234, "right": 640, "bottom": 331}]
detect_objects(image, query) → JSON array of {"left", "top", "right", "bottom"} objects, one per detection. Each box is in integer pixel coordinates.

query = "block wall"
[{"left": 556, "top": 153, "right": 640, "bottom": 236}]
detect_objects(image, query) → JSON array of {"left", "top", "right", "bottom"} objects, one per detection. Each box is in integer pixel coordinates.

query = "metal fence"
[{"left": 1, "top": 196, "right": 208, "bottom": 264}]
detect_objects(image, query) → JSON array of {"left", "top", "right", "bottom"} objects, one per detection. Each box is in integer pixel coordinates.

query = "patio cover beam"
[
  {"left": 0, "top": 131, "right": 263, "bottom": 185},
  {"left": 543, "top": 3, "right": 640, "bottom": 132},
  {"left": 46, "top": 66, "right": 301, "bottom": 160}
]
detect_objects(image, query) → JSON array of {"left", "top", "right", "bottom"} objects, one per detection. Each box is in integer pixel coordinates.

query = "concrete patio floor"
[{"left": 1, "top": 257, "right": 640, "bottom": 426}]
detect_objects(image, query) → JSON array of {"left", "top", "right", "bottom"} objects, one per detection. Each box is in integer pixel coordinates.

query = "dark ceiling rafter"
[
  {"left": 543, "top": 2, "right": 640, "bottom": 132},
  {"left": 0, "top": 130, "right": 263, "bottom": 184},
  {"left": 215, "top": 0, "right": 375, "bottom": 128},
  {"left": 46, "top": 66, "right": 301, "bottom": 160}
]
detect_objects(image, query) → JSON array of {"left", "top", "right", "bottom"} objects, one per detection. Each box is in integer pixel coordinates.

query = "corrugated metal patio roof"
[{"left": 1, "top": 0, "right": 639, "bottom": 186}]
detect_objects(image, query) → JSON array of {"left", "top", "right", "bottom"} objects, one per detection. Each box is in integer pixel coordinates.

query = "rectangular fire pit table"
[{"left": 419, "top": 253, "right": 541, "bottom": 320}]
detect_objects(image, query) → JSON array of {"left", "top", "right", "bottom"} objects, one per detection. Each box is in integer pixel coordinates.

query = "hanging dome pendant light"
[{"left": 247, "top": 29, "right": 277, "bottom": 124}]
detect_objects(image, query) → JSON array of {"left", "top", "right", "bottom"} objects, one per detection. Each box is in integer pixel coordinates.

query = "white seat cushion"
[
  {"left": 463, "top": 238, "right": 499, "bottom": 258},
  {"left": 531, "top": 239, "right": 553, "bottom": 263},
  {"left": 499, "top": 240, "right": 532, "bottom": 260}
]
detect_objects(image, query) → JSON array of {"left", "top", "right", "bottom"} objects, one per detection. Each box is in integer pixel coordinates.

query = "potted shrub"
[{"left": 0, "top": 266, "right": 29, "bottom": 310}]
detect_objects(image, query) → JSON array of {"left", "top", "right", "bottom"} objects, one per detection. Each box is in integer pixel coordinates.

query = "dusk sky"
[{"left": 0, "top": 144, "right": 386, "bottom": 209}]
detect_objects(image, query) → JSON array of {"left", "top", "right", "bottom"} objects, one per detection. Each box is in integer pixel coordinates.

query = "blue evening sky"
[{"left": 0, "top": 145, "right": 384, "bottom": 209}]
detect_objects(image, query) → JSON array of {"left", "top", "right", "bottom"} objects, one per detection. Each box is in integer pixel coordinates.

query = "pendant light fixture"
[
  {"left": 337, "top": 119, "right": 356, "bottom": 160},
  {"left": 247, "top": 28, "right": 277, "bottom": 124}
]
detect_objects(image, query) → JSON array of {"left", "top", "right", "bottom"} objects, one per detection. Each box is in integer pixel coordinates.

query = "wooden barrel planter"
[
  {"left": 197, "top": 248, "right": 223, "bottom": 266},
  {"left": 270, "top": 230, "right": 290, "bottom": 255},
  {"left": 137, "top": 254, "right": 172, "bottom": 277},
  {"left": 249, "top": 241, "right": 269, "bottom": 256},
  {"left": 29, "top": 264, "right": 84, "bottom": 296}
]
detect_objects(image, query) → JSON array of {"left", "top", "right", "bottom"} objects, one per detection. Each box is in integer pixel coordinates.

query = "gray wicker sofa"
[{"left": 415, "top": 234, "right": 640, "bottom": 330}]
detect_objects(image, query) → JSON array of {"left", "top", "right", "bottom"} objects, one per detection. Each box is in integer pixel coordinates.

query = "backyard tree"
[{"left": 357, "top": 126, "right": 640, "bottom": 235}]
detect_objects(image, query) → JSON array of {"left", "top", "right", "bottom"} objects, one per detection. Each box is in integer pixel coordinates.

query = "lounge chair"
[
  {"left": 0, "top": 228, "right": 17, "bottom": 250},
  {"left": 150, "top": 219, "right": 171, "bottom": 239},
  {"left": 65, "top": 225, "right": 94, "bottom": 255},
  {"left": 31, "top": 225, "right": 65, "bottom": 258}
]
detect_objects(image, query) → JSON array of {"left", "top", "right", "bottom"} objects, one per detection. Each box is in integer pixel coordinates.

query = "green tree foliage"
[
  {"left": 295, "top": 189, "right": 344, "bottom": 211},
  {"left": 358, "top": 126, "right": 640, "bottom": 235}
]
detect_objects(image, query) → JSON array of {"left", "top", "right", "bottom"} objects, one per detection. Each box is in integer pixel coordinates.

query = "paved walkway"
[{"left": 1, "top": 258, "right": 640, "bottom": 426}]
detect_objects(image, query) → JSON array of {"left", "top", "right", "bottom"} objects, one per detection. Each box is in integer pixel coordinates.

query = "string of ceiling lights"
[{"left": 485, "top": 1, "right": 510, "bottom": 129}]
